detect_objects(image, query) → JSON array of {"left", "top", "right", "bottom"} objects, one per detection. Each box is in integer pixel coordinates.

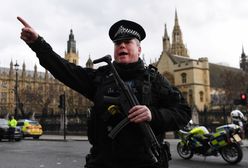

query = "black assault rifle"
[{"left": 93, "top": 55, "right": 168, "bottom": 167}]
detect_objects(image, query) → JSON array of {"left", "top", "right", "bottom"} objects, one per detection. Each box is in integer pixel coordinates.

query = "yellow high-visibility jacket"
[{"left": 8, "top": 119, "right": 17, "bottom": 128}]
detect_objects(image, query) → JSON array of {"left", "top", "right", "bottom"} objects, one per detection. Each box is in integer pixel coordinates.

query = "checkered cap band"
[{"left": 114, "top": 25, "right": 141, "bottom": 40}]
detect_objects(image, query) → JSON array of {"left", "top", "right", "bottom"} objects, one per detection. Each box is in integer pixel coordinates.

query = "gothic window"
[
  {"left": 0, "top": 92, "right": 7, "bottom": 103},
  {"left": 181, "top": 73, "right": 187, "bottom": 83},
  {"left": 0, "top": 106, "right": 7, "bottom": 114},
  {"left": 175, "top": 33, "right": 180, "bottom": 42},
  {"left": 38, "top": 85, "right": 43, "bottom": 91},
  {"left": 199, "top": 91, "right": 204, "bottom": 102},
  {"left": 1, "top": 81, "right": 7, "bottom": 88},
  {"left": 26, "top": 85, "right": 31, "bottom": 90}
]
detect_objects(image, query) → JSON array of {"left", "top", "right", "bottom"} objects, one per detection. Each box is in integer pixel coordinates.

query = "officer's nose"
[{"left": 119, "top": 42, "right": 126, "bottom": 48}]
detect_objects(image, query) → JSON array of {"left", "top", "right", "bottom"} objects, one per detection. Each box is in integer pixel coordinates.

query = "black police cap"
[{"left": 109, "top": 20, "right": 146, "bottom": 42}]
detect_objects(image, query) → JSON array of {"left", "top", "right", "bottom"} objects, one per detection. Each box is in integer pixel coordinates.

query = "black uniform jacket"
[{"left": 28, "top": 36, "right": 191, "bottom": 167}]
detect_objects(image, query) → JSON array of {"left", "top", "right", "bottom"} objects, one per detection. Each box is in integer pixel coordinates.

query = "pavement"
[
  {"left": 38, "top": 134, "right": 88, "bottom": 141},
  {"left": 38, "top": 134, "right": 248, "bottom": 148}
]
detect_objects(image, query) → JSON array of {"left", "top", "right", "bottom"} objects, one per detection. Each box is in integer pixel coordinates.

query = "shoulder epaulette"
[
  {"left": 145, "top": 64, "right": 158, "bottom": 80},
  {"left": 148, "top": 64, "right": 158, "bottom": 72}
]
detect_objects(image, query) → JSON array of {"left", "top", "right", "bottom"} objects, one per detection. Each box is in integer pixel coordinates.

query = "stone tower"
[{"left": 64, "top": 29, "right": 79, "bottom": 65}]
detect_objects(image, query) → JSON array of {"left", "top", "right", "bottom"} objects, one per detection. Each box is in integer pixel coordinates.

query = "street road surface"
[
  {"left": 0, "top": 139, "right": 247, "bottom": 168},
  {"left": 0, "top": 140, "right": 88, "bottom": 168}
]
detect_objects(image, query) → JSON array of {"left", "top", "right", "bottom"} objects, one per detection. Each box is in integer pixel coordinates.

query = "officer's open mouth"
[{"left": 119, "top": 52, "right": 128, "bottom": 56}]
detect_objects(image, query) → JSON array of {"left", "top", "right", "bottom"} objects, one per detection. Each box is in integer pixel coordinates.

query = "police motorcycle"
[{"left": 177, "top": 122, "right": 243, "bottom": 164}]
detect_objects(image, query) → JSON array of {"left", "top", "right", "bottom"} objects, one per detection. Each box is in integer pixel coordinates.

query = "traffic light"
[
  {"left": 240, "top": 93, "right": 247, "bottom": 105},
  {"left": 59, "top": 94, "right": 65, "bottom": 108}
]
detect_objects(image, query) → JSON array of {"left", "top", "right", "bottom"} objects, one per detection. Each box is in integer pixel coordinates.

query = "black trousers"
[{"left": 8, "top": 127, "right": 15, "bottom": 141}]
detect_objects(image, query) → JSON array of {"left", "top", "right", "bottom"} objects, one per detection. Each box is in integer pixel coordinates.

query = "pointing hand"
[{"left": 17, "top": 16, "right": 39, "bottom": 43}]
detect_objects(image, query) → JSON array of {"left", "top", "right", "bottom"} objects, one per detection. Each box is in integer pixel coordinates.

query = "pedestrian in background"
[{"left": 8, "top": 115, "right": 17, "bottom": 141}]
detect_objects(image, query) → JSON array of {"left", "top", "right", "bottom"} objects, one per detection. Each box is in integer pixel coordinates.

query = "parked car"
[
  {"left": 17, "top": 119, "right": 43, "bottom": 139},
  {"left": 0, "top": 118, "right": 22, "bottom": 141}
]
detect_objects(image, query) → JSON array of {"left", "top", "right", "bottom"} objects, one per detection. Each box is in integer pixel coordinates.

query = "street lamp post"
[{"left": 14, "top": 61, "right": 19, "bottom": 118}]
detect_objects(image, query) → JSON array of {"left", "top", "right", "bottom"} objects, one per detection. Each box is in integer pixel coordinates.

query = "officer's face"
[{"left": 114, "top": 38, "right": 141, "bottom": 64}]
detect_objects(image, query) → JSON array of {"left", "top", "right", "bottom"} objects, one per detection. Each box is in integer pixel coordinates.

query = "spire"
[
  {"left": 67, "top": 29, "right": 76, "bottom": 53},
  {"left": 34, "top": 64, "right": 37, "bottom": 72},
  {"left": 69, "top": 29, "right": 74, "bottom": 40},
  {"left": 9, "top": 60, "right": 13, "bottom": 77},
  {"left": 242, "top": 45, "right": 245, "bottom": 57},
  {"left": 10, "top": 60, "right": 13, "bottom": 68},
  {"left": 175, "top": 9, "right": 179, "bottom": 26},
  {"left": 162, "top": 23, "right": 170, "bottom": 52},
  {"left": 171, "top": 9, "right": 188, "bottom": 57},
  {"left": 22, "top": 61, "right": 26, "bottom": 71},
  {"left": 22, "top": 61, "right": 26, "bottom": 78},
  {"left": 86, "top": 54, "right": 93, "bottom": 68},
  {"left": 241, "top": 45, "right": 246, "bottom": 60},
  {"left": 45, "top": 69, "right": 49, "bottom": 80},
  {"left": 164, "top": 24, "right": 169, "bottom": 38},
  {"left": 240, "top": 45, "right": 248, "bottom": 72},
  {"left": 34, "top": 64, "right": 37, "bottom": 79}
]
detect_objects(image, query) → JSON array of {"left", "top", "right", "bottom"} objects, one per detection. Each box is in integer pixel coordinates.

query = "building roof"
[
  {"left": 0, "top": 67, "right": 53, "bottom": 79},
  {"left": 169, "top": 54, "right": 194, "bottom": 64},
  {"left": 209, "top": 63, "right": 243, "bottom": 88},
  {"left": 158, "top": 53, "right": 245, "bottom": 89}
]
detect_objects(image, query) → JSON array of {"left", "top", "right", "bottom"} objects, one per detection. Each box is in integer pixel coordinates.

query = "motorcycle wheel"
[
  {"left": 220, "top": 143, "right": 243, "bottom": 164},
  {"left": 177, "top": 142, "right": 193, "bottom": 159}
]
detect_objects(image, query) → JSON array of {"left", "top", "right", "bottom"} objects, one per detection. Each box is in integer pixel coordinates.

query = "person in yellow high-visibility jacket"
[{"left": 8, "top": 115, "right": 17, "bottom": 141}]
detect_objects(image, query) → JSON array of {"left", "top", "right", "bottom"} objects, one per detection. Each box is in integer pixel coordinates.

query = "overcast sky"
[{"left": 1, "top": 0, "right": 248, "bottom": 71}]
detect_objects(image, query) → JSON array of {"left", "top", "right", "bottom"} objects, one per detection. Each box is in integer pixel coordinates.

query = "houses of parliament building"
[
  {"left": 0, "top": 29, "right": 93, "bottom": 118},
  {"left": 1, "top": 11, "right": 247, "bottom": 120}
]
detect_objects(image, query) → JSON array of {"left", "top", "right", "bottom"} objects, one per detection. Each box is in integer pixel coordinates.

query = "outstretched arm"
[
  {"left": 17, "top": 16, "right": 39, "bottom": 43},
  {"left": 17, "top": 16, "right": 96, "bottom": 100}
]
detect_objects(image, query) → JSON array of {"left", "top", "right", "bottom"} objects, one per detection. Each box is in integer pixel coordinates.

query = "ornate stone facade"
[
  {"left": 156, "top": 10, "right": 248, "bottom": 112},
  {"left": 156, "top": 11, "right": 210, "bottom": 111},
  {"left": 0, "top": 30, "right": 91, "bottom": 117}
]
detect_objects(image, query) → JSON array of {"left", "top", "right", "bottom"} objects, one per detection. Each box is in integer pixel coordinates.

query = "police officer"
[
  {"left": 231, "top": 109, "right": 246, "bottom": 139},
  {"left": 8, "top": 115, "right": 17, "bottom": 141},
  {"left": 17, "top": 17, "right": 191, "bottom": 168}
]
